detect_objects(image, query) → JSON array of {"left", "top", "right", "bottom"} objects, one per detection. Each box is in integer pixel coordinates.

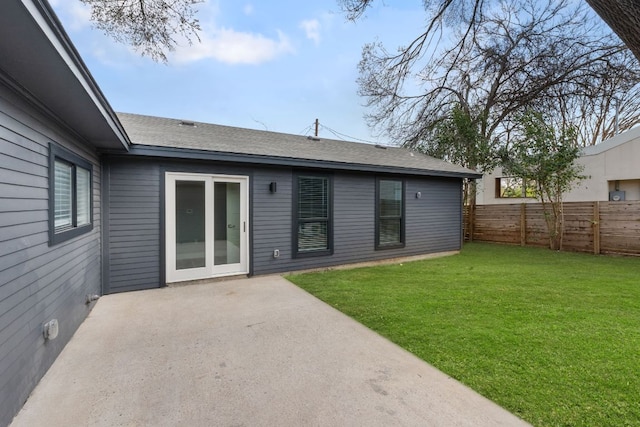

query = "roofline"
[
  {"left": 581, "top": 125, "right": 640, "bottom": 156},
  {"left": 27, "top": 0, "right": 130, "bottom": 150},
  {"left": 108, "top": 145, "right": 481, "bottom": 179}
]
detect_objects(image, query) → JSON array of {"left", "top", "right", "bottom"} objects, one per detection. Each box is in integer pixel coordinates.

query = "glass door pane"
[
  {"left": 176, "top": 181, "right": 206, "bottom": 270},
  {"left": 214, "top": 182, "right": 241, "bottom": 265}
]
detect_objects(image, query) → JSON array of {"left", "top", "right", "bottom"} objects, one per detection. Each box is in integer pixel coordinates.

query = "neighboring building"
[
  {"left": 477, "top": 126, "right": 640, "bottom": 205},
  {"left": 0, "top": 0, "right": 480, "bottom": 424}
]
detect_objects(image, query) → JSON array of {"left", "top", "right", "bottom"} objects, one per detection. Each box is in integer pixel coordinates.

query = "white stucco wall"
[{"left": 477, "top": 127, "right": 640, "bottom": 204}]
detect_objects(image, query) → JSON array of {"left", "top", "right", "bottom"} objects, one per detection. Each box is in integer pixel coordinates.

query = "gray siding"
[
  {"left": 253, "top": 171, "right": 463, "bottom": 274},
  {"left": 104, "top": 157, "right": 463, "bottom": 290},
  {"left": 0, "top": 81, "right": 102, "bottom": 426},
  {"left": 104, "top": 159, "right": 255, "bottom": 293},
  {"left": 104, "top": 159, "right": 161, "bottom": 293}
]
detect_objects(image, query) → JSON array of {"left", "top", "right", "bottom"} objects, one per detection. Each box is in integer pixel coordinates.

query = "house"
[
  {"left": 0, "top": 0, "right": 479, "bottom": 425},
  {"left": 0, "top": 1, "right": 129, "bottom": 425},
  {"left": 477, "top": 127, "right": 640, "bottom": 205},
  {"left": 105, "top": 113, "right": 480, "bottom": 292}
]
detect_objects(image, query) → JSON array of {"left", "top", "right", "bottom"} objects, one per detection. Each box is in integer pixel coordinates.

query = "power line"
[
  {"left": 319, "top": 123, "right": 386, "bottom": 145},
  {"left": 298, "top": 118, "right": 392, "bottom": 146},
  {"left": 297, "top": 122, "right": 314, "bottom": 136}
]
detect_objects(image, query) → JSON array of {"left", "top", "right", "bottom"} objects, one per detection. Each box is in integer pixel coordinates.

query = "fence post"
[
  {"left": 593, "top": 201, "right": 600, "bottom": 255},
  {"left": 520, "top": 203, "right": 526, "bottom": 246},
  {"left": 468, "top": 203, "right": 475, "bottom": 242}
]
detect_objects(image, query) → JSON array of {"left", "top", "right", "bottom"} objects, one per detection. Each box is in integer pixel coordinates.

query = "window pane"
[
  {"left": 214, "top": 182, "right": 241, "bottom": 266},
  {"left": 54, "top": 160, "right": 73, "bottom": 230},
  {"left": 298, "top": 176, "right": 328, "bottom": 219},
  {"left": 297, "top": 176, "right": 330, "bottom": 253},
  {"left": 76, "top": 167, "right": 91, "bottom": 226},
  {"left": 379, "top": 180, "right": 402, "bottom": 217},
  {"left": 499, "top": 177, "right": 524, "bottom": 198},
  {"left": 379, "top": 218, "right": 401, "bottom": 245},
  {"left": 298, "top": 221, "right": 328, "bottom": 252},
  {"left": 524, "top": 179, "right": 538, "bottom": 198},
  {"left": 377, "top": 179, "right": 403, "bottom": 247},
  {"left": 176, "top": 181, "right": 206, "bottom": 270}
]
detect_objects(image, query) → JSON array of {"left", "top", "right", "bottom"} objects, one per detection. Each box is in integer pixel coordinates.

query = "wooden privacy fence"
[{"left": 465, "top": 201, "right": 640, "bottom": 255}]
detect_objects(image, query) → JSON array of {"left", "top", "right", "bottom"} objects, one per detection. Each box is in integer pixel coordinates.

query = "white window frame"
[{"left": 165, "top": 172, "right": 249, "bottom": 283}]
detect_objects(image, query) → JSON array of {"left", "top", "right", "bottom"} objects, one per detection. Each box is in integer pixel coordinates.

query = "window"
[
  {"left": 49, "top": 144, "right": 93, "bottom": 245},
  {"left": 293, "top": 174, "right": 332, "bottom": 257},
  {"left": 495, "top": 177, "right": 537, "bottom": 198},
  {"left": 376, "top": 178, "right": 405, "bottom": 249}
]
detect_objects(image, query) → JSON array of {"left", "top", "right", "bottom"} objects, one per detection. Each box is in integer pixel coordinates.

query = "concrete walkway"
[{"left": 11, "top": 276, "right": 530, "bottom": 427}]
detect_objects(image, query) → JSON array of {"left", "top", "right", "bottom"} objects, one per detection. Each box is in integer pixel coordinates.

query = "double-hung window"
[
  {"left": 376, "top": 178, "right": 405, "bottom": 249},
  {"left": 49, "top": 144, "right": 93, "bottom": 245},
  {"left": 293, "top": 174, "right": 332, "bottom": 257}
]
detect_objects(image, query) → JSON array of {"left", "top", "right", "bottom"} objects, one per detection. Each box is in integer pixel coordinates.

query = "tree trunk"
[
  {"left": 465, "top": 179, "right": 477, "bottom": 242},
  {"left": 587, "top": 0, "right": 640, "bottom": 61}
]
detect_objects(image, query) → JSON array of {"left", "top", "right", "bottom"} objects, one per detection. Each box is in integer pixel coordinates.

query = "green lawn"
[{"left": 287, "top": 242, "right": 640, "bottom": 426}]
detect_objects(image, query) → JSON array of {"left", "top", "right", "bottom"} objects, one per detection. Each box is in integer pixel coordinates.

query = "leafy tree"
[
  {"left": 425, "top": 105, "right": 493, "bottom": 171},
  {"left": 500, "top": 111, "right": 584, "bottom": 250},
  {"left": 80, "top": 0, "right": 202, "bottom": 62},
  {"left": 425, "top": 104, "right": 495, "bottom": 238}
]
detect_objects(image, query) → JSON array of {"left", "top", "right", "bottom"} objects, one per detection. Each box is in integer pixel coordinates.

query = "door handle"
[{"left": 227, "top": 224, "right": 236, "bottom": 228}]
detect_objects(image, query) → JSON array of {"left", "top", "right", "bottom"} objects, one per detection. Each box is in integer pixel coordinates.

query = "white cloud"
[
  {"left": 173, "top": 28, "right": 294, "bottom": 65},
  {"left": 299, "top": 19, "right": 321, "bottom": 45},
  {"left": 50, "top": 0, "right": 92, "bottom": 31},
  {"left": 52, "top": 0, "right": 293, "bottom": 66}
]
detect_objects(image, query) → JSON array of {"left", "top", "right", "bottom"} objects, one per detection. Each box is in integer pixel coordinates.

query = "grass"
[{"left": 287, "top": 242, "right": 640, "bottom": 426}]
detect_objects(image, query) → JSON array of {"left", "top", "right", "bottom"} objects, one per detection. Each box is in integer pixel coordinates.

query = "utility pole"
[
  {"left": 314, "top": 118, "right": 319, "bottom": 137},
  {"left": 614, "top": 98, "right": 620, "bottom": 135}
]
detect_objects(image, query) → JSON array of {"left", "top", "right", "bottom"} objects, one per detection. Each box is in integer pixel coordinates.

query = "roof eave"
[
  {"left": 0, "top": 0, "right": 130, "bottom": 151},
  {"left": 111, "top": 144, "right": 481, "bottom": 179}
]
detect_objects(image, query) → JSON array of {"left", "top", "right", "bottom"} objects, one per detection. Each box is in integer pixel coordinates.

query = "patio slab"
[{"left": 10, "top": 275, "right": 530, "bottom": 426}]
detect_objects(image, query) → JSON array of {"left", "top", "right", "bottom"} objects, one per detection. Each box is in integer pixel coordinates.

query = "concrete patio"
[{"left": 10, "top": 276, "right": 530, "bottom": 426}]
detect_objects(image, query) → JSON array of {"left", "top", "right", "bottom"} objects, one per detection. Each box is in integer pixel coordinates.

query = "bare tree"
[
  {"left": 586, "top": 0, "right": 640, "bottom": 62},
  {"left": 356, "top": 0, "right": 628, "bottom": 152},
  {"left": 544, "top": 49, "right": 640, "bottom": 147},
  {"left": 351, "top": 0, "right": 636, "bottom": 228},
  {"left": 341, "top": 0, "right": 640, "bottom": 62},
  {"left": 80, "top": 0, "right": 202, "bottom": 62}
]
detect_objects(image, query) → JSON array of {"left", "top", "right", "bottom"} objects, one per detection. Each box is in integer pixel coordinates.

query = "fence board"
[{"left": 466, "top": 201, "right": 640, "bottom": 255}]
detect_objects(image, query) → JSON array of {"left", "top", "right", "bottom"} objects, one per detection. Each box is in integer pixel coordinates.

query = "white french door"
[{"left": 166, "top": 172, "right": 249, "bottom": 283}]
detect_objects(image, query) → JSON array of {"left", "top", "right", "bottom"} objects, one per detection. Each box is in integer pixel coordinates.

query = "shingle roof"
[{"left": 117, "top": 112, "right": 480, "bottom": 178}]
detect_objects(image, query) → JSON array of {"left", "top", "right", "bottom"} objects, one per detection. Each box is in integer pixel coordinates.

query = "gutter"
[{"left": 107, "top": 144, "right": 483, "bottom": 180}]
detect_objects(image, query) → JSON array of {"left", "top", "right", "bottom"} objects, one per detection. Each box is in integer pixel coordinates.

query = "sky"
[{"left": 49, "top": 0, "right": 429, "bottom": 145}]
